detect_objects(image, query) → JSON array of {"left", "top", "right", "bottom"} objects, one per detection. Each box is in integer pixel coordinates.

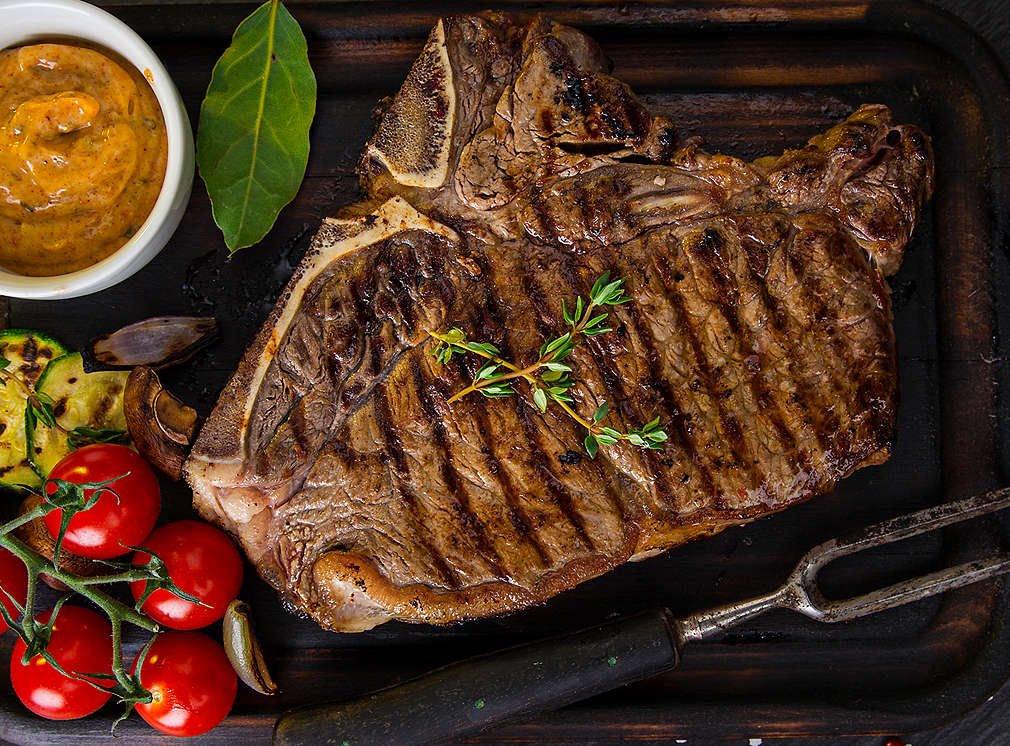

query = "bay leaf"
[{"left": 196, "top": 0, "right": 316, "bottom": 254}]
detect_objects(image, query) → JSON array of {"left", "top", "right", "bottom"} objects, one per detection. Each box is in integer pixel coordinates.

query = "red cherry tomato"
[
  {"left": 133, "top": 630, "right": 236, "bottom": 737},
  {"left": 43, "top": 444, "right": 160, "bottom": 559},
  {"left": 10, "top": 605, "right": 113, "bottom": 720},
  {"left": 0, "top": 547, "right": 28, "bottom": 633},
  {"left": 130, "top": 520, "right": 243, "bottom": 630}
]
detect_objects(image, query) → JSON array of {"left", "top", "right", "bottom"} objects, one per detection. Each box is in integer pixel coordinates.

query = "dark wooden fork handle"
[{"left": 272, "top": 609, "right": 680, "bottom": 746}]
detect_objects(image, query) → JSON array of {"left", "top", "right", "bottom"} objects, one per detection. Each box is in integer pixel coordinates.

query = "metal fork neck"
[{"left": 676, "top": 585, "right": 801, "bottom": 644}]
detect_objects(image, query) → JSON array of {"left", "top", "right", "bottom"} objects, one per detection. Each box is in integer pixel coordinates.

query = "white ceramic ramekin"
[{"left": 0, "top": 0, "right": 194, "bottom": 299}]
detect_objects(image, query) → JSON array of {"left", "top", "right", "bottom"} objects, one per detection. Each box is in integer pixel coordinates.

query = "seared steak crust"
[{"left": 186, "top": 14, "right": 933, "bottom": 632}]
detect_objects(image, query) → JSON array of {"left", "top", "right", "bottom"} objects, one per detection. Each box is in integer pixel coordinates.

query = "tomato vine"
[{"left": 0, "top": 473, "right": 203, "bottom": 727}]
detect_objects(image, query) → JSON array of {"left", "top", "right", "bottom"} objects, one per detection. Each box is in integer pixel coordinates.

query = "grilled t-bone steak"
[{"left": 185, "top": 13, "right": 934, "bottom": 632}]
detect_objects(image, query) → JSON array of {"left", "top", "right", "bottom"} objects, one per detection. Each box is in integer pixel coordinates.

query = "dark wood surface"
[{"left": 2, "top": 1, "right": 1010, "bottom": 744}]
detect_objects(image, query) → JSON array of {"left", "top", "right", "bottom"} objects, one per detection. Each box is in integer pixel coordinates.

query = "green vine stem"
[
  {"left": 0, "top": 475, "right": 203, "bottom": 714},
  {"left": 0, "top": 524, "right": 158, "bottom": 695}
]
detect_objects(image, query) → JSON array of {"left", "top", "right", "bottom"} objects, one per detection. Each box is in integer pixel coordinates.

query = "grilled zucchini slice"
[
  {"left": 28, "top": 353, "right": 130, "bottom": 478},
  {"left": 0, "top": 330, "right": 69, "bottom": 487}
]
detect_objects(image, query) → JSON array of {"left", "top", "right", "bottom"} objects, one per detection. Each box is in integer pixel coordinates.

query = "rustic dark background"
[{"left": 3, "top": 1, "right": 1010, "bottom": 744}]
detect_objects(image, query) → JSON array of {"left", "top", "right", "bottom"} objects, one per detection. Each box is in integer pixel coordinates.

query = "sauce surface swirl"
[{"left": 0, "top": 43, "right": 168, "bottom": 276}]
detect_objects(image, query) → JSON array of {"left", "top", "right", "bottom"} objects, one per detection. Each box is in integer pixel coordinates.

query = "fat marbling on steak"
[{"left": 185, "top": 13, "right": 934, "bottom": 632}]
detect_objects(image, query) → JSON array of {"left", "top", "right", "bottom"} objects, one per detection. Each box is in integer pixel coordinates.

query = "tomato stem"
[
  {"left": 0, "top": 533, "right": 159, "bottom": 633},
  {"left": 0, "top": 508, "right": 160, "bottom": 710}
]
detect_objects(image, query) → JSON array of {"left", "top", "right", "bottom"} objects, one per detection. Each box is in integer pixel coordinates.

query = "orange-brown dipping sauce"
[{"left": 0, "top": 43, "right": 167, "bottom": 276}]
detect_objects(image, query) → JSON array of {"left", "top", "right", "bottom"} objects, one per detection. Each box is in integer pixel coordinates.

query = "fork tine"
[
  {"left": 793, "top": 487, "right": 1010, "bottom": 582},
  {"left": 807, "top": 555, "right": 1010, "bottom": 622},
  {"left": 679, "top": 488, "right": 1010, "bottom": 642}
]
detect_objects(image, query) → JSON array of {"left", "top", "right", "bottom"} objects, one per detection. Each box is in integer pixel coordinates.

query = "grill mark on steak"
[
  {"left": 781, "top": 229, "right": 869, "bottom": 450},
  {"left": 460, "top": 264, "right": 555, "bottom": 568},
  {"left": 652, "top": 248, "right": 765, "bottom": 505},
  {"left": 384, "top": 240, "right": 420, "bottom": 330},
  {"left": 512, "top": 399, "right": 595, "bottom": 550},
  {"left": 411, "top": 362, "right": 508, "bottom": 579},
  {"left": 686, "top": 228, "right": 812, "bottom": 475},
  {"left": 522, "top": 259, "right": 632, "bottom": 525},
  {"left": 526, "top": 188, "right": 560, "bottom": 248},
  {"left": 613, "top": 261, "right": 718, "bottom": 507},
  {"left": 734, "top": 219, "right": 837, "bottom": 463},
  {"left": 372, "top": 384, "right": 461, "bottom": 588},
  {"left": 601, "top": 255, "right": 681, "bottom": 512},
  {"left": 464, "top": 395, "right": 554, "bottom": 568}
]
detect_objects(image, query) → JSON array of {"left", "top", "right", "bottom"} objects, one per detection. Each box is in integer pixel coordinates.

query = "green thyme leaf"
[
  {"left": 197, "top": 0, "right": 317, "bottom": 253},
  {"left": 474, "top": 363, "right": 499, "bottom": 383},
  {"left": 592, "top": 402, "right": 609, "bottom": 423},
  {"left": 67, "top": 427, "right": 129, "bottom": 449},
  {"left": 479, "top": 384, "right": 513, "bottom": 398},
  {"left": 593, "top": 277, "right": 625, "bottom": 305},
  {"left": 533, "top": 387, "right": 548, "bottom": 412},
  {"left": 584, "top": 434, "right": 599, "bottom": 459},
  {"left": 553, "top": 342, "right": 576, "bottom": 361},
  {"left": 27, "top": 397, "right": 56, "bottom": 429},
  {"left": 541, "top": 361, "right": 571, "bottom": 373},
  {"left": 465, "top": 341, "right": 500, "bottom": 356},
  {"left": 541, "top": 333, "right": 571, "bottom": 359},
  {"left": 590, "top": 271, "right": 611, "bottom": 302}
]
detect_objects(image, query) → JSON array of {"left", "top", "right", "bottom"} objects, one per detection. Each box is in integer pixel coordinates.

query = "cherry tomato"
[
  {"left": 130, "top": 520, "right": 243, "bottom": 630},
  {"left": 133, "top": 630, "right": 236, "bottom": 737},
  {"left": 10, "top": 605, "right": 113, "bottom": 720},
  {"left": 43, "top": 444, "right": 160, "bottom": 559},
  {"left": 0, "top": 547, "right": 28, "bottom": 633}
]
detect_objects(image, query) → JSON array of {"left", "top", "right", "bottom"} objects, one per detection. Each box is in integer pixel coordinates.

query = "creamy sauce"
[{"left": 0, "top": 44, "right": 167, "bottom": 276}]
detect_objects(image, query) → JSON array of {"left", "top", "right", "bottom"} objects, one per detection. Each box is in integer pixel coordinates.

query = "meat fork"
[{"left": 273, "top": 488, "right": 1010, "bottom": 746}]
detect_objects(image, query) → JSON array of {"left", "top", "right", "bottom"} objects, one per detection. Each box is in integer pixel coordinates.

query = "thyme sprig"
[
  {"left": 0, "top": 475, "right": 206, "bottom": 730},
  {"left": 430, "top": 272, "right": 668, "bottom": 458}
]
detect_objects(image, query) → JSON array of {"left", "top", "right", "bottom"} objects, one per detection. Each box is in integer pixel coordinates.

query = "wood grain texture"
[{"left": 0, "top": 1, "right": 1008, "bottom": 744}]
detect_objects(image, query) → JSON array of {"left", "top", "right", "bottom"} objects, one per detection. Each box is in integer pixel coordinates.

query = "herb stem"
[
  {"left": 446, "top": 362, "right": 540, "bottom": 404},
  {"left": 549, "top": 396, "right": 594, "bottom": 431},
  {"left": 0, "top": 368, "right": 71, "bottom": 435}
]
